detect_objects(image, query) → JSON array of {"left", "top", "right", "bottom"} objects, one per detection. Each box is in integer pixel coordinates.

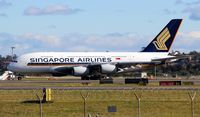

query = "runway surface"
[
  {"left": 0, "top": 79, "right": 99, "bottom": 83},
  {"left": 0, "top": 78, "right": 200, "bottom": 90},
  {"left": 0, "top": 86, "right": 199, "bottom": 91},
  {"left": 0, "top": 78, "right": 200, "bottom": 83}
]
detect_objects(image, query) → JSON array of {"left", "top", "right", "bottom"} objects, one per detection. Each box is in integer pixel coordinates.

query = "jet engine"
[
  {"left": 73, "top": 66, "right": 89, "bottom": 76},
  {"left": 101, "top": 64, "right": 117, "bottom": 74}
]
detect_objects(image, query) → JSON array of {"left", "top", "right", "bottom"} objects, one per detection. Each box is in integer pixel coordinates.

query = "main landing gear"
[{"left": 81, "top": 75, "right": 110, "bottom": 80}]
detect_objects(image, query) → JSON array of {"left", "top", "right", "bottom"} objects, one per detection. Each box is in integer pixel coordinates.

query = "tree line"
[
  {"left": 140, "top": 51, "right": 200, "bottom": 77},
  {"left": 0, "top": 55, "right": 12, "bottom": 74}
]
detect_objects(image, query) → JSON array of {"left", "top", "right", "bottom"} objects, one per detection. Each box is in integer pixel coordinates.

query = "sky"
[{"left": 0, "top": 0, "right": 200, "bottom": 56}]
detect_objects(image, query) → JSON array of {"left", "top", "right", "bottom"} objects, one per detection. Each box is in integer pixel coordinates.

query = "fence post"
[
  {"left": 36, "top": 93, "right": 43, "bottom": 117},
  {"left": 134, "top": 92, "right": 142, "bottom": 117},
  {"left": 188, "top": 91, "right": 196, "bottom": 117},
  {"left": 80, "top": 92, "right": 89, "bottom": 117}
]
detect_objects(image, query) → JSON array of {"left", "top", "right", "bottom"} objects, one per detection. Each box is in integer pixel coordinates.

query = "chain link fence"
[{"left": 0, "top": 89, "right": 199, "bottom": 117}]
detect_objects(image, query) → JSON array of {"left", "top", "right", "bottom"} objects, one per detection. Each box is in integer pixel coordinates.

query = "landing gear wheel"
[
  {"left": 90, "top": 75, "right": 101, "bottom": 80},
  {"left": 17, "top": 77, "right": 22, "bottom": 80},
  {"left": 81, "top": 76, "right": 88, "bottom": 80},
  {"left": 81, "top": 76, "right": 85, "bottom": 80}
]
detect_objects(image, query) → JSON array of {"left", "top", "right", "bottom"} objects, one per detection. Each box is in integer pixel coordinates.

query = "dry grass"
[{"left": 0, "top": 90, "right": 199, "bottom": 117}]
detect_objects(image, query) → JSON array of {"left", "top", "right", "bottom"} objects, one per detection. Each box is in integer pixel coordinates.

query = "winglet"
[{"left": 141, "top": 19, "right": 182, "bottom": 52}]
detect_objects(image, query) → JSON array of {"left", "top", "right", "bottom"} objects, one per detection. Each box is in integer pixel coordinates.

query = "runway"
[
  {"left": 149, "top": 79, "right": 200, "bottom": 83},
  {"left": 0, "top": 79, "right": 99, "bottom": 83},
  {"left": 0, "top": 86, "right": 199, "bottom": 91},
  {"left": 0, "top": 78, "right": 200, "bottom": 83},
  {"left": 0, "top": 78, "right": 200, "bottom": 90}
]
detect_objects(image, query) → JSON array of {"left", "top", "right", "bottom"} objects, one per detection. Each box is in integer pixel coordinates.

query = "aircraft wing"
[{"left": 52, "top": 62, "right": 112, "bottom": 76}]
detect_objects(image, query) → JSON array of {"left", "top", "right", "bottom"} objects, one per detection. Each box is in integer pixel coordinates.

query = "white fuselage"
[{"left": 7, "top": 52, "right": 172, "bottom": 74}]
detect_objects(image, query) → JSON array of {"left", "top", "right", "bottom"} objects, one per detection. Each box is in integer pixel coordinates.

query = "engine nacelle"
[
  {"left": 101, "top": 64, "right": 117, "bottom": 74},
  {"left": 73, "top": 66, "right": 89, "bottom": 76}
]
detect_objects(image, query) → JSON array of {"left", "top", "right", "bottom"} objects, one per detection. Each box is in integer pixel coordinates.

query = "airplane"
[{"left": 7, "top": 19, "right": 183, "bottom": 80}]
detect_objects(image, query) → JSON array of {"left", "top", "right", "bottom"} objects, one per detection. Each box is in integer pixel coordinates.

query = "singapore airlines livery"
[{"left": 8, "top": 19, "right": 182, "bottom": 80}]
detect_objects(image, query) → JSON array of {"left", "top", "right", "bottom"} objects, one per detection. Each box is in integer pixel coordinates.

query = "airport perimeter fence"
[{"left": 0, "top": 89, "right": 199, "bottom": 117}]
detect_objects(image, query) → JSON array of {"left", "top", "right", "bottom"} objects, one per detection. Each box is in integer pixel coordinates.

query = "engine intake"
[
  {"left": 101, "top": 64, "right": 117, "bottom": 74},
  {"left": 73, "top": 66, "right": 89, "bottom": 76}
]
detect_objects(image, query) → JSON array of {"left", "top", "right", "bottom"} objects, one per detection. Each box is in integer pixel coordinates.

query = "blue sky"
[{"left": 0, "top": 0, "right": 200, "bottom": 56}]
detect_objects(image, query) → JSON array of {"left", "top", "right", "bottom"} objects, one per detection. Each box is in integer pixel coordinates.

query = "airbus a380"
[{"left": 7, "top": 19, "right": 182, "bottom": 80}]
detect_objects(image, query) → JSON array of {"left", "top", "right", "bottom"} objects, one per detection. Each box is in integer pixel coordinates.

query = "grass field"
[
  {"left": 0, "top": 89, "right": 199, "bottom": 117},
  {"left": 0, "top": 77, "right": 200, "bottom": 117}
]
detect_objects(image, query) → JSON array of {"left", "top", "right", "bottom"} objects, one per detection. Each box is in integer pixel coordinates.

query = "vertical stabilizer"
[{"left": 142, "top": 19, "right": 182, "bottom": 52}]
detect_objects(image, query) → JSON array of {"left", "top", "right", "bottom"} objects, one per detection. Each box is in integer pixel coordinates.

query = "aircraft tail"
[{"left": 142, "top": 19, "right": 182, "bottom": 52}]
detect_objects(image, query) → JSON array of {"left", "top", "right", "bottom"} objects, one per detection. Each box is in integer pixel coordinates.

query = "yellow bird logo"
[{"left": 153, "top": 28, "right": 171, "bottom": 50}]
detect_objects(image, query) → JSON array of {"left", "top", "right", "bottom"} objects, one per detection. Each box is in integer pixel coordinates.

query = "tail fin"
[{"left": 141, "top": 19, "right": 182, "bottom": 52}]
